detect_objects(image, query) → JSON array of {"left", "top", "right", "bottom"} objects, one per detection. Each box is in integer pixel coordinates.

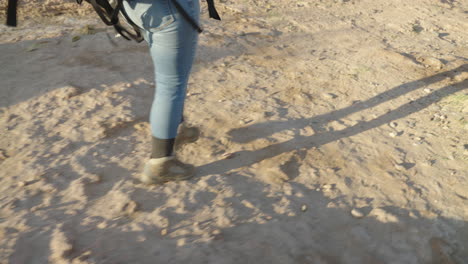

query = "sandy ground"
[{"left": 1, "top": 0, "right": 467, "bottom": 263}]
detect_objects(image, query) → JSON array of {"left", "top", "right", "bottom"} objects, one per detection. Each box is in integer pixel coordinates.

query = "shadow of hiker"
[
  {"left": 196, "top": 65, "right": 467, "bottom": 177},
  {"left": 228, "top": 64, "right": 467, "bottom": 144}
]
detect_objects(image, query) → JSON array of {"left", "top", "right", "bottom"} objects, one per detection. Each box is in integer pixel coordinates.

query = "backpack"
[{"left": 6, "top": 0, "right": 221, "bottom": 42}]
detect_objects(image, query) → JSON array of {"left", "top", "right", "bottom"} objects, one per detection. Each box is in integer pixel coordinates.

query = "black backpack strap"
[
  {"left": 89, "top": 0, "right": 115, "bottom": 25},
  {"left": 6, "top": 0, "right": 18, "bottom": 26},
  {"left": 206, "top": 0, "right": 221, "bottom": 20},
  {"left": 88, "top": 0, "right": 144, "bottom": 42},
  {"left": 171, "top": 0, "right": 202, "bottom": 33},
  {"left": 118, "top": 0, "right": 144, "bottom": 42},
  {"left": 170, "top": 0, "right": 221, "bottom": 33}
]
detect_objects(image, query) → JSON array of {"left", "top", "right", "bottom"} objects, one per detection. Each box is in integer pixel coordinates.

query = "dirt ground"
[{"left": 0, "top": 0, "right": 467, "bottom": 263}]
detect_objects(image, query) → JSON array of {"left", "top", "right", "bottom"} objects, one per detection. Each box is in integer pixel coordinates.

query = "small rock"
[
  {"left": 176, "top": 238, "right": 186, "bottom": 247},
  {"left": 122, "top": 201, "right": 138, "bottom": 215},
  {"left": 394, "top": 164, "right": 405, "bottom": 171},
  {"left": 211, "top": 229, "right": 223, "bottom": 240},
  {"left": 420, "top": 57, "right": 443, "bottom": 69},
  {"left": 241, "top": 200, "right": 255, "bottom": 209},
  {"left": 240, "top": 118, "right": 253, "bottom": 125},
  {"left": 160, "top": 229, "right": 168, "bottom": 236},
  {"left": 389, "top": 122, "right": 398, "bottom": 128},
  {"left": 323, "top": 93, "right": 338, "bottom": 99},
  {"left": 0, "top": 149, "right": 9, "bottom": 160},
  {"left": 133, "top": 122, "right": 149, "bottom": 132},
  {"left": 17, "top": 181, "right": 27, "bottom": 187},
  {"left": 221, "top": 152, "right": 236, "bottom": 159},
  {"left": 301, "top": 205, "right": 308, "bottom": 212},
  {"left": 423, "top": 88, "right": 432, "bottom": 93},
  {"left": 351, "top": 208, "right": 365, "bottom": 218},
  {"left": 97, "top": 222, "right": 107, "bottom": 229},
  {"left": 389, "top": 132, "right": 397, "bottom": 138}
]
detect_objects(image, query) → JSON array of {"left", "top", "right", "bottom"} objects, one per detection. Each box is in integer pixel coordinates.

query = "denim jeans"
[{"left": 123, "top": 0, "right": 200, "bottom": 139}]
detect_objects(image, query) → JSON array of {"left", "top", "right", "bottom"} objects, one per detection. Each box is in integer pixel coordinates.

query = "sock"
[{"left": 151, "top": 137, "right": 175, "bottom": 159}]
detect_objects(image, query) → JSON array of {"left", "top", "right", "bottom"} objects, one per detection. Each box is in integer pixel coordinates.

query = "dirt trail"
[{"left": 1, "top": 0, "right": 467, "bottom": 263}]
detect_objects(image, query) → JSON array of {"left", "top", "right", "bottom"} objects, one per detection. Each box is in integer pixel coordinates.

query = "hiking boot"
[
  {"left": 141, "top": 156, "right": 195, "bottom": 184},
  {"left": 175, "top": 124, "right": 200, "bottom": 149}
]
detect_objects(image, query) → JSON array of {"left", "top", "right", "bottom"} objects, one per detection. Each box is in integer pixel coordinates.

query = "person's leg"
[
  {"left": 123, "top": 0, "right": 200, "bottom": 183},
  {"left": 147, "top": 0, "right": 199, "bottom": 158}
]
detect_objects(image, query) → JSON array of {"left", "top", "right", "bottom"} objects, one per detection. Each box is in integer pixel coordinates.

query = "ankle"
[{"left": 151, "top": 137, "right": 175, "bottom": 159}]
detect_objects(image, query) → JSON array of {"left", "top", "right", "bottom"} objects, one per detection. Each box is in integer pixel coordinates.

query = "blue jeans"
[{"left": 123, "top": 0, "right": 200, "bottom": 139}]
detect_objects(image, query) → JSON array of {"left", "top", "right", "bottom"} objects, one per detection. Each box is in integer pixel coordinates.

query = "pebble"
[
  {"left": 0, "top": 149, "right": 9, "bottom": 160},
  {"left": 323, "top": 93, "right": 338, "bottom": 99},
  {"left": 122, "top": 201, "right": 138, "bottom": 215},
  {"left": 211, "top": 229, "right": 223, "bottom": 240},
  {"left": 301, "top": 205, "right": 308, "bottom": 212},
  {"left": 17, "top": 181, "right": 27, "bottom": 187},
  {"left": 221, "top": 152, "right": 236, "bottom": 159},
  {"left": 351, "top": 208, "right": 365, "bottom": 218},
  {"left": 389, "top": 132, "right": 397, "bottom": 138},
  {"left": 394, "top": 164, "right": 405, "bottom": 171},
  {"left": 176, "top": 239, "right": 186, "bottom": 247},
  {"left": 133, "top": 122, "right": 149, "bottom": 131},
  {"left": 241, "top": 200, "right": 255, "bottom": 209},
  {"left": 421, "top": 57, "right": 443, "bottom": 69},
  {"left": 160, "top": 228, "right": 168, "bottom": 236},
  {"left": 240, "top": 118, "right": 253, "bottom": 125},
  {"left": 423, "top": 88, "right": 432, "bottom": 93},
  {"left": 389, "top": 122, "right": 398, "bottom": 128}
]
